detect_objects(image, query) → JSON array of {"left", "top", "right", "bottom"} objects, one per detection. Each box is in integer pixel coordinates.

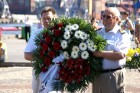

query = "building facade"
[
  {"left": 5, "top": 0, "right": 140, "bottom": 19},
  {"left": 7, "top": 0, "right": 35, "bottom": 14}
]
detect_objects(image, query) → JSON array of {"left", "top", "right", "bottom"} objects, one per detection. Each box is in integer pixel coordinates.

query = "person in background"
[
  {"left": 0, "top": 28, "right": 7, "bottom": 62},
  {"left": 24, "top": 6, "right": 57, "bottom": 93},
  {"left": 37, "top": 19, "right": 43, "bottom": 29},
  {"left": 135, "top": 18, "right": 140, "bottom": 47},
  {"left": 0, "top": 40, "right": 7, "bottom": 62},
  {"left": 0, "top": 27, "right": 2, "bottom": 40},
  {"left": 93, "top": 7, "right": 131, "bottom": 93},
  {"left": 24, "top": 16, "right": 33, "bottom": 42},
  {"left": 121, "top": 11, "right": 134, "bottom": 40},
  {"left": 91, "top": 17, "right": 99, "bottom": 30}
]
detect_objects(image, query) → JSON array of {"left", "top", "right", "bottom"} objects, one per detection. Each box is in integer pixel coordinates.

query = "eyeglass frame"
[{"left": 101, "top": 15, "right": 116, "bottom": 20}]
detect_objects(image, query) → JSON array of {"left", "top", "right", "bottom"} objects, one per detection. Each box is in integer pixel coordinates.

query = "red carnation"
[
  {"left": 76, "top": 58, "right": 83, "bottom": 65},
  {"left": 67, "top": 59, "right": 74, "bottom": 68},
  {"left": 40, "top": 50, "right": 44, "bottom": 58},
  {"left": 57, "top": 23, "right": 63, "bottom": 27},
  {"left": 48, "top": 51, "right": 56, "bottom": 58},
  {"left": 43, "top": 33, "right": 48, "bottom": 38},
  {"left": 54, "top": 30, "right": 62, "bottom": 37},
  {"left": 40, "top": 41, "right": 44, "bottom": 47},
  {"left": 65, "top": 78, "right": 72, "bottom": 83},
  {"left": 78, "top": 68, "right": 83, "bottom": 74},
  {"left": 41, "top": 66, "right": 47, "bottom": 72},
  {"left": 59, "top": 69, "right": 64, "bottom": 74},
  {"left": 51, "top": 26, "right": 56, "bottom": 31},
  {"left": 53, "top": 41, "right": 61, "bottom": 51},
  {"left": 44, "top": 57, "right": 52, "bottom": 66},
  {"left": 45, "top": 36, "right": 52, "bottom": 44},
  {"left": 42, "top": 44, "right": 48, "bottom": 51}
]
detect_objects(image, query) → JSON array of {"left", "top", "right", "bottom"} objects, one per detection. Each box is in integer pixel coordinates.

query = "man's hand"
[
  {"left": 93, "top": 51, "right": 102, "bottom": 57},
  {"left": 24, "top": 52, "right": 33, "bottom": 61}
]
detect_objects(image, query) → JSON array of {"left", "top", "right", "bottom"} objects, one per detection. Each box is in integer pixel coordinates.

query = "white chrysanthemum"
[
  {"left": 87, "top": 40, "right": 94, "bottom": 50},
  {"left": 64, "top": 31, "right": 71, "bottom": 40},
  {"left": 61, "top": 40, "right": 68, "bottom": 49},
  {"left": 71, "top": 24, "right": 79, "bottom": 30},
  {"left": 81, "top": 51, "right": 89, "bottom": 59},
  {"left": 80, "top": 32, "right": 88, "bottom": 40},
  {"left": 79, "top": 42, "right": 87, "bottom": 51},
  {"left": 65, "top": 25, "right": 72, "bottom": 32},
  {"left": 89, "top": 45, "right": 97, "bottom": 52},
  {"left": 63, "top": 51, "right": 69, "bottom": 59},
  {"left": 72, "top": 46, "right": 80, "bottom": 52},
  {"left": 86, "top": 39, "right": 94, "bottom": 45},
  {"left": 71, "top": 51, "right": 78, "bottom": 59},
  {"left": 88, "top": 43, "right": 94, "bottom": 50},
  {"left": 74, "top": 30, "right": 82, "bottom": 39}
]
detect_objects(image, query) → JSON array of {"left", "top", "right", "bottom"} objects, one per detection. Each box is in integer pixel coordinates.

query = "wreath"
[{"left": 33, "top": 17, "right": 107, "bottom": 92}]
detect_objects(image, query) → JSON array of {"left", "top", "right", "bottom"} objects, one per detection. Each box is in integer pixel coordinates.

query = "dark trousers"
[{"left": 25, "top": 26, "right": 31, "bottom": 42}]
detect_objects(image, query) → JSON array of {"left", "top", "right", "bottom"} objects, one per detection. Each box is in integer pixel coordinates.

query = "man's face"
[
  {"left": 102, "top": 10, "right": 118, "bottom": 31},
  {"left": 41, "top": 11, "right": 55, "bottom": 28}
]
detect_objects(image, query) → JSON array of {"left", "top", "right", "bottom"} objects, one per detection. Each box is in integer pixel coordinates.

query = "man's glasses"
[{"left": 102, "top": 15, "right": 115, "bottom": 19}]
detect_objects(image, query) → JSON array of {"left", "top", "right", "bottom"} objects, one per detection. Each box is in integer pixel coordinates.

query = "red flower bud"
[
  {"left": 43, "top": 33, "right": 48, "bottom": 38},
  {"left": 51, "top": 26, "right": 56, "bottom": 30},
  {"left": 53, "top": 41, "right": 61, "bottom": 51},
  {"left": 42, "top": 44, "right": 48, "bottom": 51},
  {"left": 45, "top": 36, "right": 52, "bottom": 44},
  {"left": 54, "top": 30, "right": 62, "bottom": 37},
  {"left": 41, "top": 66, "right": 47, "bottom": 72},
  {"left": 78, "top": 69, "right": 83, "bottom": 74},
  {"left": 40, "top": 50, "right": 44, "bottom": 58},
  {"left": 48, "top": 51, "right": 56, "bottom": 58},
  {"left": 40, "top": 41, "right": 44, "bottom": 46},
  {"left": 57, "top": 23, "right": 63, "bottom": 27},
  {"left": 44, "top": 57, "right": 52, "bottom": 66}
]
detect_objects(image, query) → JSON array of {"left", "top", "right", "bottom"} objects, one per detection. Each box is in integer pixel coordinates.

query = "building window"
[
  {"left": 7, "top": 0, "right": 12, "bottom": 4},
  {"left": 19, "top": 0, "right": 24, "bottom": 5},
  {"left": 25, "top": 0, "right": 30, "bottom": 7}
]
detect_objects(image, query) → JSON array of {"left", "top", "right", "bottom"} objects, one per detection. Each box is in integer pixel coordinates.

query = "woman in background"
[
  {"left": 91, "top": 17, "right": 99, "bottom": 30},
  {"left": 121, "top": 11, "right": 134, "bottom": 40}
]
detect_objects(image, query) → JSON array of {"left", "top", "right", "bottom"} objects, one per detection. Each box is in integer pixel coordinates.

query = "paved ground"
[
  {"left": 0, "top": 67, "right": 32, "bottom": 93},
  {"left": 3, "top": 36, "right": 29, "bottom": 63},
  {"left": 0, "top": 36, "right": 139, "bottom": 93}
]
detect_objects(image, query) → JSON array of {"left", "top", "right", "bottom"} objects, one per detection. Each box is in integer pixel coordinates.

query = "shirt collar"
[{"left": 103, "top": 24, "right": 120, "bottom": 34}]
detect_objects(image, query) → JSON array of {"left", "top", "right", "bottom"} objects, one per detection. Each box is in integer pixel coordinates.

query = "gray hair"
[
  {"left": 106, "top": 7, "right": 121, "bottom": 18},
  {"left": 105, "top": 7, "right": 121, "bottom": 22}
]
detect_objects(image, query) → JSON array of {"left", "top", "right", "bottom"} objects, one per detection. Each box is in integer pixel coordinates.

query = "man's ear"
[{"left": 116, "top": 17, "right": 121, "bottom": 23}]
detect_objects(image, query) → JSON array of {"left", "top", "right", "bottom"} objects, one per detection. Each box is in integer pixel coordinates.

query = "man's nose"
[{"left": 45, "top": 20, "right": 49, "bottom": 23}]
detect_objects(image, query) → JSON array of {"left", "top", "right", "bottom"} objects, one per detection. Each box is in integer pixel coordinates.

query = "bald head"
[
  {"left": 102, "top": 7, "right": 121, "bottom": 31},
  {"left": 105, "top": 7, "right": 121, "bottom": 19}
]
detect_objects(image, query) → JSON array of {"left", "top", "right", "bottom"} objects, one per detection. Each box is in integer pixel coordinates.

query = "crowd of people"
[{"left": 24, "top": 6, "right": 140, "bottom": 93}]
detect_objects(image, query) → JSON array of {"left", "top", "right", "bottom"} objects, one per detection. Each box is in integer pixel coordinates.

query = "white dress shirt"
[
  {"left": 24, "top": 28, "right": 44, "bottom": 53},
  {"left": 97, "top": 24, "right": 131, "bottom": 69},
  {"left": 24, "top": 28, "right": 43, "bottom": 93}
]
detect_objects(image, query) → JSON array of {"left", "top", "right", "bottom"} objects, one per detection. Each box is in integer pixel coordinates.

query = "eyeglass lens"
[{"left": 102, "top": 15, "right": 113, "bottom": 19}]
